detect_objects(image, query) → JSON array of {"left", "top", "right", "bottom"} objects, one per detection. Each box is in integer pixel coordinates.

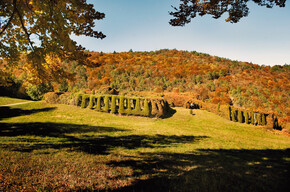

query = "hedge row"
[
  {"left": 74, "top": 94, "right": 170, "bottom": 118},
  {"left": 185, "top": 99, "right": 280, "bottom": 129}
]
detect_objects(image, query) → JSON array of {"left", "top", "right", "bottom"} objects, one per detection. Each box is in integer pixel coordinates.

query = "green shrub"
[
  {"left": 26, "top": 83, "right": 54, "bottom": 101},
  {"left": 257, "top": 113, "right": 261, "bottom": 125},
  {"left": 88, "top": 95, "right": 95, "bottom": 109},
  {"left": 261, "top": 113, "right": 266, "bottom": 126},
  {"left": 96, "top": 96, "right": 101, "bottom": 111},
  {"left": 142, "top": 99, "right": 150, "bottom": 117},
  {"left": 118, "top": 96, "right": 125, "bottom": 114},
  {"left": 134, "top": 98, "right": 142, "bottom": 115},
  {"left": 75, "top": 93, "right": 82, "bottom": 106},
  {"left": 189, "top": 109, "right": 193, "bottom": 115},
  {"left": 237, "top": 110, "right": 243, "bottom": 123},
  {"left": 126, "top": 98, "right": 133, "bottom": 115},
  {"left": 103, "top": 95, "right": 110, "bottom": 113},
  {"left": 231, "top": 109, "right": 237, "bottom": 122},
  {"left": 81, "top": 94, "right": 90, "bottom": 108},
  {"left": 244, "top": 111, "right": 249, "bottom": 124},
  {"left": 111, "top": 95, "right": 117, "bottom": 114},
  {"left": 251, "top": 111, "right": 254, "bottom": 125}
]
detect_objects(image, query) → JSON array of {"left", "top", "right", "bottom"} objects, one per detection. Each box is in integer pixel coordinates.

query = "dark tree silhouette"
[{"left": 169, "top": 0, "right": 286, "bottom": 26}]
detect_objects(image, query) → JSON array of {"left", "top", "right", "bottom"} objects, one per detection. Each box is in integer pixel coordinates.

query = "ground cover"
[
  {"left": 0, "top": 96, "right": 30, "bottom": 106},
  {"left": 0, "top": 101, "right": 289, "bottom": 191}
]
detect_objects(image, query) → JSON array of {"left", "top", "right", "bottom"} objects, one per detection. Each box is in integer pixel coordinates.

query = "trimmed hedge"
[
  {"left": 96, "top": 96, "right": 101, "bottom": 111},
  {"left": 118, "top": 96, "right": 125, "bottom": 115},
  {"left": 88, "top": 95, "right": 95, "bottom": 109},
  {"left": 81, "top": 94, "right": 90, "bottom": 108},
  {"left": 142, "top": 99, "right": 150, "bottom": 117},
  {"left": 103, "top": 95, "right": 110, "bottom": 113},
  {"left": 111, "top": 95, "right": 117, "bottom": 114}
]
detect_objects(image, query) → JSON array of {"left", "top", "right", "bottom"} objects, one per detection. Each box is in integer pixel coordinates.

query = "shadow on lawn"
[
  {"left": 0, "top": 122, "right": 207, "bottom": 154},
  {"left": 0, "top": 106, "right": 56, "bottom": 120},
  {"left": 110, "top": 149, "right": 290, "bottom": 192}
]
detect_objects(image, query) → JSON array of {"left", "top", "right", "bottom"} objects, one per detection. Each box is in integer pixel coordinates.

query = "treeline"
[{"left": 1, "top": 49, "right": 289, "bottom": 127}]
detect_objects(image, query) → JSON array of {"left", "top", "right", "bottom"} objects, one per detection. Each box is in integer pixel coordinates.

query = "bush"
[
  {"left": 43, "top": 92, "right": 60, "bottom": 104},
  {"left": 103, "top": 95, "right": 110, "bottom": 113},
  {"left": 75, "top": 93, "right": 82, "bottom": 106},
  {"left": 118, "top": 96, "right": 125, "bottom": 114},
  {"left": 88, "top": 95, "right": 95, "bottom": 109},
  {"left": 111, "top": 95, "right": 117, "bottom": 114},
  {"left": 142, "top": 99, "right": 150, "bottom": 117},
  {"left": 126, "top": 98, "right": 133, "bottom": 115},
  {"left": 81, "top": 94, "right": 90, "bottom": 108},
  {"left": 26, "top": 83, "right": 53, "bottom": 101},
  {"left": 251, "top": 111, "right": 254, "bottom": 125},
  {"left": 237, "top": 110, "right": 243, "bottom": 123},
  {"left": 231, "top": 109, "right": 237, "bottom": 122},
  {"left": 134, "top": 98, "right": 142, "bottom": 115},
  {"left": 189, "top": 109, "right": 193, "bottom": 115},
  {"left": 261, "top": 113, "right": 266, "bottom": 126},
  {"left": 96, "top": 96, "right": 101, "bottom": 111},
  {"left": 244, "top": 111, "right": 249, "bottom": 124}
]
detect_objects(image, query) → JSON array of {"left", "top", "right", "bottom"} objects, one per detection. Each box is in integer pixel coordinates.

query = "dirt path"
[{"left": 0, "top": 101, "right": 35, "bottom": 107}]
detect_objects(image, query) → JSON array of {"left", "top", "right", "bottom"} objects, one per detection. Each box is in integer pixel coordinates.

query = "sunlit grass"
[
  {"left": 0, "top": 101, "right": 289, "bottom": 191},
  {"left": 0, "top": 96, "right": 29, "bottom": 105}
]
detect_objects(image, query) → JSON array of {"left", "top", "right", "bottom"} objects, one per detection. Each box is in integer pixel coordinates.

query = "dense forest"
[{"left": 1, "top": 49, "right": 289, "bottom": 126}]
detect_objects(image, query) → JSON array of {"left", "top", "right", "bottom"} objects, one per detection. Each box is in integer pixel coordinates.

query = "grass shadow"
[
  {"left": 161, "top": 107, "right": 177, "bottom": 119},
  {"left": 110, "top": 149, "right": 290, "bottom": 192},
  {"left": 0, "top": 122, "right": 208, "bottom": 155}
]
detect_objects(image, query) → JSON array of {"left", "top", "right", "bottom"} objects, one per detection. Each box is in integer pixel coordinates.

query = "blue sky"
[{"left": 73, "top": 0, "right": 290, "bottom": 66}]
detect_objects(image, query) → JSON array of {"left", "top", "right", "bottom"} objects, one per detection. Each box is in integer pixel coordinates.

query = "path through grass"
[
  {"left": 0, "top": 96, "right": 30, "bottom": 106},
  {"left": 0, "top": 101, "right": 289, "bottom": 191}
]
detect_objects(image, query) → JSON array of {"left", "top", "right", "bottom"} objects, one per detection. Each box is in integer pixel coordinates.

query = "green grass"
[
  {"left": 0, "top": 101, "right": 289, "bottom": 191},
  {"left": 0, "top": 96, "right": 29, "bottom": 105}
]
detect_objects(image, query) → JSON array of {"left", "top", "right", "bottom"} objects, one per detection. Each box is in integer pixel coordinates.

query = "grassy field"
[
  {"left": 0, "top": 96, "right": 30, "bottom": 106},
  {"left": 0, "top": 100, "right": 289, "bottom": 191}
]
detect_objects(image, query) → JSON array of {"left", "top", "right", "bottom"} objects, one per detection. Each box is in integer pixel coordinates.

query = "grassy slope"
[
  {"left": 0, "top": 96, "right": 29, "bottom": 105},
  {"left": 0, "top": 102, "right": 289, "bottom": 191}
]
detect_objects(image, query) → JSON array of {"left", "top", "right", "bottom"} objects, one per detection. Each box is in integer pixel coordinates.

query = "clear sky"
[{"left": 73, "top": 0, "right": 290, "bottom": 66}]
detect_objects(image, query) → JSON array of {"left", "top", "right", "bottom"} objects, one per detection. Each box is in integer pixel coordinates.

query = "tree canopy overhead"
[
  {"left": 169, "top": 0, "right": 286, "bottom": 26},
  {"left": 0, "top": 0, "right": 105, "bottom": 83}
]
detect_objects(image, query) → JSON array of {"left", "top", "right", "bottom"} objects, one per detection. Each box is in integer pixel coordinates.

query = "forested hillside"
[
  {"left": 1, "top": 49, "right": 289, "bottom": 124},
  {"left": 86, "top": 50, "right": 289, "bottom": 118}
]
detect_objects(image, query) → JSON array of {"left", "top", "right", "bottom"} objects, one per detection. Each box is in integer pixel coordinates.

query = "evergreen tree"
[
  {"left": 251, "top": 111, "right": 255, "bottom": 125},
  {"left": 237, "top": 110, "right": 243, "bottom": 123},
  {"left": 142, "top": 99, "right": 150, "bottom": 117},
  {"left": 244, "top": 111, "right": 249, "bottom": 124},
  {"left": 88, "top": 95, "right": 95, "bottom": 109},
  {"left": 118, "top": 96, "right": 125, "bottom": 114},
  {"left": 75, "top": 93, "right": 82, "bottom": 106},
  {"left": 257, "top": 113, "right": 262, "bottom": 125},
  {"left": 111, "top": 95, "right": 117, "bottom": 114},
  {"left": 81, "top": 94, "right": 89, "bottom": 108},
  {"left": 103, "top": 96, "right": 110, "bottom": 113},
  {"left": 261, "top": 114, "right": 266, "bottom": 126},
  {"left": 134, "top": 98, "right": 142, "bottom": 115},
  {"left": 231, "top": 109, "right": 237, "bottom": 122},
  {"left": 96, "top": 96, "right": 101, "bottom": 111}
]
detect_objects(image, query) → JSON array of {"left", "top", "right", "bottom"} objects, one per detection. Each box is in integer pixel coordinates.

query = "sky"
[{"left": 72, "top": 0, "right": 290, "bottom": 66}]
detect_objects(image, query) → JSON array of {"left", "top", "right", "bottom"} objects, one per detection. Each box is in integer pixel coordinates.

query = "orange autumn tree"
[{"left": 0, "top": 0, "right": 105, "bottom": 85}]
